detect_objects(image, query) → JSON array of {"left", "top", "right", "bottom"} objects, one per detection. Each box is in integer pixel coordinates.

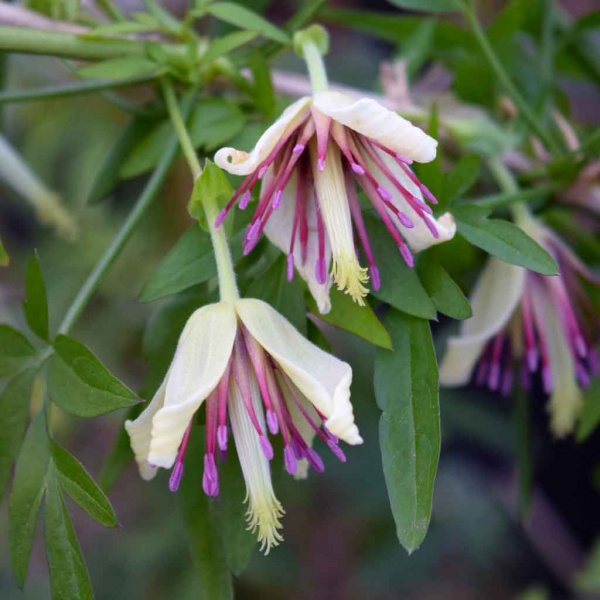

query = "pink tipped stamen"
[
  {"left": 259, "top": 435, "right": 274, "bottom": 460},
  {"left": 398, "top": 161, "right": 439, "bottom": 204},
  {"left": 542, "top": 363, "right": 553, "bottom": 394},
  {"left": 318, "top": 157, "right": 326, "bottom": 172},
  {"left": 399, "top": 243, "right": 414, "bottom": 267},
  {"left": 423, "top": 216, "right": 440, "bottom": 239},
  {"left": 576, "top": 361, "right": 591, "bottom": 387},
  {"left": 293, "top": 143, "right": 305, "bottom": 154},
  {"left": 316, "top": 258, "right": 327, "bottom": 285},
  {"left": 284, "top": 445, "right": 297, "bottom": 475},
  {"left": 239, "top": 190, "right": 251, "bottom": 210},
  {"left": 306, "top": 448, "right": 325, "bottom": 473},
  {"left": 273, "top": 190, "right": 283, "bottom": 210},
  {"left": 395, "top": 153, "right": 413, "bottom": 164},
  {"left": 377, "top": 185, "right": 392, "bottom": 201},
  {"left": 241, "top": 330, "right": 276, "bottom": 417},
  {"left": 168, "top": 421, "right": 193, "bottom": 492},
  {"left": 266, "top": 409, "right": 279, "bottom": 435},
  {"left": 327, "top": 440, "right": 346, "bottom": 462},
  {"left": 370, "top": 266, "right": 381, "bottom": 291},
  {"left": 202, "top": 453, "right": 219, "bottom": 497},
  {"left": 352, "top": 163, "right": 365, "bottom": 175},
  {"left": 217, "top": 425, "right": 228, "bottom": 452},
  {"left": 397, "top": 212, "right": 415, "bottom": 229},
  {"left": 258, "top": 165, "right": 269, "bottom": 179},
  {"left": 286, "top": 254, "right": 295, "bottom": 281}
]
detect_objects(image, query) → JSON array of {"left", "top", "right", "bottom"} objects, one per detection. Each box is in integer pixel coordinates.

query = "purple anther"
[
  {"left": 377, "top": 185, "right": 392, "bottom": 201},
  {"left": 217, "top": 425, "right": 228, "bottom": 452},
  {"left": 399, "top": 244, "right": 414, "bottom": 267},
  {"left": 259, "top": 435, "right": 274, "bottom": 460},
  {"left": 202, "top": 453, "right": 219, "bottom": 497},
  {"left": 258, "top": 165, "right": 269, "bottom": 179},
  {"left": 286, "top": 254, "right": 295, "bottom": 282},
  {"left": 284, "top": 445, "right": 297, "bottom": 475},
  {"left": 488, "top": 364, "right": 500, "bottom": 391},
  {"left": 306, "top": 448, "right": 325, "bottom": 473},
  {"left": 239, "top": 190, "right": 251, "bottom": 210},
  {"left": 247, "top": 221, "right": 261, "bottom": 241},
  {"left": 266, "top": 409, "right": 279, "bottom": 435},
  {"left": 273, "top": 190, "right": 283, "bottom": 210},
  {"left": 370, "top": 265, "right": 381, "bottom": 291},
  {"left": 351, "top": 163, "right": 365, "bottom": 175},
  {"left": 575, "top": 335, "right": 587, "bottom": 358},
  {"left": 542, "top": 365, "right": 553, "bottom": 394},
  {"left": 396, "top": 153, "right": 413, "bottom": 164},
  {"left": 327, "top": 440, "right": 346, "bottom": 462},
  {"left": 527, "top": 348, "right": 539, "bottom": 372},
  {"left": 293, "top": 144, "right": 305, "bottom": 154},
  {"left": 168, "top": 462, "right": 184, "bottom": 492},
  {"left": 316, "top": 258, "right": 327, "bottom": 285},
  {"left": 397, "top": 212, "right": 415, "bottom": 229}
]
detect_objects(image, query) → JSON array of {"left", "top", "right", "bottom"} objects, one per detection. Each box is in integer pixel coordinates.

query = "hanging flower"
[
  {"left": 126, "top": 298, "right": 362, "bottom": 553},
  {"left": 214, "top": 92, "right": 455, "bottom": 313},
  {"left": 439, "top": 216, "right": 599, "bottom": 436}
]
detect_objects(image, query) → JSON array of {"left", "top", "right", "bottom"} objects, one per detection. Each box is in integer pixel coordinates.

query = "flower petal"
[
  {"left": 215, "top": 97, "right": 312, "bottom": 176},
  {"left": 262, "top": 171, "right": 333, "bottom": 313},
  {"left": 439, "top": 258, "right": 526, "bottom": 386},
  {"left": 236, "top": 298, "right": 362, "bottom": 445},
  {"left": 313, "top": 91, "right": 437, "bottom": 163},
  {"left": 125, "top": 374, "right": 169, "bottom": 480},
  {"left": 367, "top": 151, "right": 455, "bottom": 252},
  {"left": 148, "top": 302, "right": 237, "bottom": 469}
]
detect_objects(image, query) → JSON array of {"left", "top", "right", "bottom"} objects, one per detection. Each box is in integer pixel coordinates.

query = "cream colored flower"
[
  {"left": 126, "top": 298, "right": 362, "bottom": 552},
  {"left": 214, "top": 91, "right": 455, "bottom": 313}
]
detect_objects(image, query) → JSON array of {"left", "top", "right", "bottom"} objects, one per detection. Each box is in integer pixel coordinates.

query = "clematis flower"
[
  {"left": 126, "top": 298, "right": 362, "bottom": 552},
  {"left": 214, "top": 92, "right": 455, "bottom": 313},
  {"left": 439, "top": 216, "right": 599, "bottom": 436}
]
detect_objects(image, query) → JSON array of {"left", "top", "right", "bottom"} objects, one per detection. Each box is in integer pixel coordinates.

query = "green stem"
[
  {"left": 487, "top": 156, "right": 530, "bottom": 224},
  {"left": 301, "top": 40, "right": 328, "bottom": 94},
  {"left": 462, "top": 6, "right": 562, "bottom": 155},
  {"left": 161, "top": 79, "right": 239, "bottom": 302},
  {"left": 57, "top": 89, "right": 197, "bottom": 335}
]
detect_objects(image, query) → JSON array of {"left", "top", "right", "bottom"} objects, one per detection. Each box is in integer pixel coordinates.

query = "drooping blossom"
[
  {"left": 126, "top": 298, "right": 362, "bottom": 552},
  {"left": 439, "top": 215, "right": 599, "bottom": 436},
  {"left": 214, "top": 91, "right": 455, "bottom": 313}
]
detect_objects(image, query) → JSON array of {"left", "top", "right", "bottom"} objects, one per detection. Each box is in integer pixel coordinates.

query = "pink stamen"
[
  {"left": 327, "top": 440, "right": 346, "bottom": 462},
  {"left": 284, "top": 445, "right": 297, "bottom": 475},
  {"left": 293, "top": 144, "right": 305, "bottom": 154},
  {"left": 239, "top": 190, "right": 251, "bottom": 210},
  {"left": 202, "top": 453, "right": 219, "bottom": 497},
  {"left": 260, "top": 435, "right": 274, "bottom": 460},
  {"left": 168, "top": 420, "right": 193, "bottom": 492},
  {"left": 286, "top": 254, "right": 295, "bottom": 281},
  {"left": 266, "top": 409, "right": 279, "bottom": 435},
  {"left": 217, "top": 425, "right": 228, "bottom": 452}
]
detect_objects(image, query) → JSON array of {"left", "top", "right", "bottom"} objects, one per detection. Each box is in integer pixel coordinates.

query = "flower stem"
[
  {"left": 462, "top": 5, "right": 563, "bottom": 156},
  {"left": 301, "top": 40, "right": 328, "bottom": 94},
  {"left": 57, "top": 89, "right": 197, "bottom": 335},
  {"left": 161, "top": 79, "right": 239, "bottom": 302},
  {"left": 487, "top": 156, "right": 530, "bottom": 225}
]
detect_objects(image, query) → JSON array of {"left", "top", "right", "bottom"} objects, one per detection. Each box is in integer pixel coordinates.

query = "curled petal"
[
  {"left": 236, "top": 298, "right": 362, "bottom": 445},
  {"left": 148, "top": 303, "right": 238, "bottom": 469},
  {"left": 215, "top": 97, "right": 311, "bottom": 176},
  {"left": 439, "top": 258, "right": 526, "bottom": 386},
  {"left": 313, "top": 91, "right": 437, "bottom": 163}
]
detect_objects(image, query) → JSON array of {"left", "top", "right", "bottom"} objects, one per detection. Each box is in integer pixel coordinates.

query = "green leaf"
[
  {"left": 387, "top": 0, "right": 460, "bottom": 14},
  {"left": 246, "top": 256, "right": 307, "bottom": 335},
  {"left": 577, "top": 378, "right": 600, "bottom": 442},
  {"left": 364, "top": 214, "right": 437, "bottom": 320},
  {"left": 179, "top": 426, "right": 233, "bottom": 599},
  {"left": 454, "top": 205, "right": 559, "bottom": 275},
  {"left": 48, "top": 335, "right": 138, "bottom": 417},
  {"left": 374, "top": 310, "right": 440, "bottom": 553},
  {"left": 213, "top": 449, "right": 256, "bottom": 575},
  {"left": 86, "top": 117, "right": 152, "bottom": 205},
  {"left": 85, "top": 18, "right": 162, "bottom": 37},
  {"left": 200, "top": 30, "right": 258, "bottom": 65},
  {"left": 77, "top": 56, "right": 161, "bottom": 80},
  {"left": 0, "top": 236, "right": 8, "bottom": 266},
  {"left": 52, "top": 442, "right": 118, "bottom": 527},
  {"left": 23, "top": 252, "right": 49, "bottom": 342},
  {"left": 0, "top": 366, "right": 37, "bottom": 502},
  {"left": 0, "top": 325, "right": 36, "bottom": 378},
  {"left": 417, "top": 255, "right": 472, "bottom": 319},
  {"left": 44, "top": 473, "right": 93, "bottom": 600},
  {"left": 307, "top": 287, "right": 391, "bottom": 349},
  {"left": 9, "top": 413, "right": 50, "bottom": 588},
  {"left": 188, "top": 160, "right": 234, "bottom": 230},
  {"left": 248, "top": 50, "right": 276, "bottom": 117},
  {"left": 207, "top": 2, "right": 290, "bottom": 43},
  {"left": 444, "top": 154, "right": 481, "bottom": 204}
]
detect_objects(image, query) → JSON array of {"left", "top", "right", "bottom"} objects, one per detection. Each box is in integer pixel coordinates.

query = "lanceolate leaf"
[
  {"left": 9, "top": 413, "right": 50, "bottom": 588},
  {"left": 77, "top": 56, "right": 161, "bottom": 80},
  {"left": 387, "top": 0, "right": 460, "bottom": 13},
  {"left": 23, "top": 252, "right": 49, "bottom": 342},
  {"left": 52, "top": 442, "right": 118, "bottom": 527},
  {"left": 0, "top": 366, "right": 38, "bottom": 501},
  {"left": 307, "top": 287, "right": 392, "bottom": 349},
  {"left": 374, "top": 310, "right": 440, "bottom": 554},
  {"left": 0, "top": 325, "right": 36, "bottom": 379},
  {"left": 48, "top": 335, "right": 138, "bottom": 417},
  {"left": 44, "top": 473, "right": 94, "bottom": 600},
  {"left": 454, "top": 205, "right": 559, "bottom": 275}
]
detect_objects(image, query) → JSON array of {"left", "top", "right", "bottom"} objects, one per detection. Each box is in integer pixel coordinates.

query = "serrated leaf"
[
  {"left": 246, "top": 256, "right": 307, "bottom": 335},
  {"left": 307, "top": 287, "right": 391, "bottom": 349},
  {"left": 577, "top": 378, "right": 600, "bottom": 442},
  {"left": 9, "top": 413, "right": 50, "bottom": 587},
  {"left": 207, "top": 2, "right": 290, "bottom": 43},
  {"left": 77, "top": 56, "right": 161, "bottom": 80},
  {"left": 454, "top": 206, "right": 559, "bottom": 275},
  {"left": 0, "top": 366, "right": 37, "bottom": 502},
  {"left": 417, "top": 255, "right": 472, "bottom": 319},
  {"left": 179, "top": 426, "right": 233, "bottom": 599},
  {"left": 0, "top": 325, "right": 36, "bottom": 378},
  {"left": 44, "top": 473, "right": 94, "bottom": 600},
  {"left": 52, "top": 442, "right": 118, "bottom": 527},
  {"left": 48, "top": 335, "right": 138, "bottom": 417},
  {"left": 23, "top": 252, "right": 49, "bottom": 341},
  {"left": 374, "top": 310, "right": 440, "bottom": 553},
  {"left": 364, "top": 214, "right": 437, "bottom": 320},
  {"left": 387, "top": 0, "right": 460, "bottom": 13}
]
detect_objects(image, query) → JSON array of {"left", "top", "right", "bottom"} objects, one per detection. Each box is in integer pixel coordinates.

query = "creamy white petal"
[
  {"left": 533, "top": 284, "right": 584, "bottom": 437},
  {"left": 313, "top": 91, "right": 437, "bottom": 163},
  {"left": 215, "top": 97, "right": 311, "bottom": 176},
  {"left": 262, "top": 171, "right": 333, "bottom": 314},
  {"left": 125, "top": 373, "right": 169, "bottom": 481},
  {"left": 367, "top": 151, "right": 455, "bottom": 252},
  {"left": 236, "top": 298, "right": 362, "bottom": 445},
  {"left": 439, "top": 258, "right": 526, "bottom": 386},
  {"left": 148, "top": 302, "right": 238, "bottom": 468}
]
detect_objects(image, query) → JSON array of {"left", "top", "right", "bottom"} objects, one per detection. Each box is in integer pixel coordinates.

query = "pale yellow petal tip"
[
  {"left": 246, "top": 495, "right": 285, "bottom": 555},
  {"left": 548, "top": 388, "right": 584, "bottom": 438},
  {"left": 214, "top": 147, "right": 250, "bottom": 171},
  {"left": 332, "top": 253, "right": 369, "bottom": 305}
]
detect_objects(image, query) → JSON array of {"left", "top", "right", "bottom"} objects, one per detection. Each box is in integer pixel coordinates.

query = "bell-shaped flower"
[
  {"left": 126, "top": 298, "right": 362, "bottom": 552},
  {"left": 439, "top": 216, "right": 599, "bottom": 436},
  {"left": 214, "top": 91, "right": 455, "bottom": 313}
]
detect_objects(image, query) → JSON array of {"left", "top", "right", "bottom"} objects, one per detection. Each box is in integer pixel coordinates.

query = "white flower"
[
  {"left": 214, "top": 91, "right": 455, "bottom": 313},
  {"left": 439, "top": 217, "right": 599, "bottom": 436},
  {"left": 126, "top": 298, "right": 362, "bottom": 552}
]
